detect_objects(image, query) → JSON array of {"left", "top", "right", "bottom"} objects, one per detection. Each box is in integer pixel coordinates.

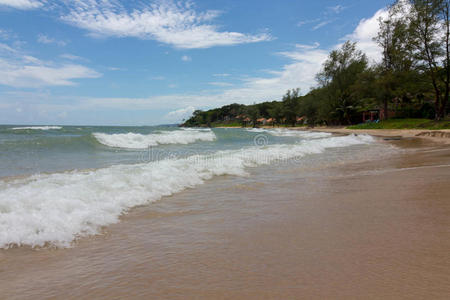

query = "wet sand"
[
  {"left": 309, "top": 127, "right": 450, "bottom": 145},
  {"left": 1, "top": 138, "right": 450, "bottom": 299}
]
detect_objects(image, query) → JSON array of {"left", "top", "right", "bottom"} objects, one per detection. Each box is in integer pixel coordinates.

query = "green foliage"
[
  {"left": 405, "top": 0, "right": 450, "bottom": 120},
  {"left": 182, "top": 0, "right": 449, "bottom": 128},
  {"left": 282, "top": 88, "right": 300, "bottom": 126},
  {"left": 314, "top": 41, "right": 369, "bottom": 125}
]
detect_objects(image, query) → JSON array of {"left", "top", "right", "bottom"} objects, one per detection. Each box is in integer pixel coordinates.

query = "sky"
[{"left": 0, "top": 0, "right": 392, "bottom": 125}]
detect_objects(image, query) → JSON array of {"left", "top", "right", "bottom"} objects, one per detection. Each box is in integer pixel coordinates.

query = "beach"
[
  {"left": 310, "top": 127, "right": 450, "bottom": 145},
  {"left": 1, "top": 133, "right": 449, "bottom": 299}
]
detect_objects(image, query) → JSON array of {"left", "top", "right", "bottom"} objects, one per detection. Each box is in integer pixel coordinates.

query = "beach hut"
[
  {"left": 257, "top": 118, "right": 267, "bottom": 125},
  {"left": 362, "top": 109, "right": 380, "bottom": 122}
]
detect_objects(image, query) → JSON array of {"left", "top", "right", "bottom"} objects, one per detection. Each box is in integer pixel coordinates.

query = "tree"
[
  {"left": 282, "top": 88, "right": 300, "bottom": 126},
  {"left": 316, "top": 41, "right": 368, "bottom": 124},
  {"left": 246, "top": 105, "right": 260, "bottom": 128},
  {"left": 375, "top": 1, "right": 415, "bottom": 119},
  {"left": 268, "top": 103, "right": 284, "bottom": 127},
  {"left": 407, "top": 0, "right": 449, "bottom": 120}
]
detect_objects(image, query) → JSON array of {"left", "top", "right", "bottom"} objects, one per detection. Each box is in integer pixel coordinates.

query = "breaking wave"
[
  {"left": 247, "top": 128, "right": 331, "bottom": 139},
  {"left": 11, "top": 126, "right": 62, "bottom": 130},
  {"left": 93, "top": 129, "right": 217, "bottom": 149},
  {"left": 0, "top": 134, "right": 373, "bottom": 248}
]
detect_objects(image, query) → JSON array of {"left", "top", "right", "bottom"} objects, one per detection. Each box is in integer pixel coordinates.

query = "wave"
[
  {"left": 0, "top": 134, "right": 374, "bottom": 248},
  {"left": 246, "top": 128, "right": 267, "bottom": 133},
  {"left": 11, "top": 126, "right": 62, "bottom": 130},
  {"left": 92, "top": 129, "right": 217, "bottom": 149},
  {"left": 246, "top": 128, "right": 331, "bottom": 139},
  {"left": 179, "top": 127, "right": 212, "bottom": 131},
  {"left": 268, "top": 129, "right": 331, "bottom": 138}
]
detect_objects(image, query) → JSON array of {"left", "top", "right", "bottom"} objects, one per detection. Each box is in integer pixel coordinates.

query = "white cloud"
[
  {"left": 297, "top": 18, "right": 321, "bottom": 27},
  {"left": 60, "top": 0, "right": 272, "bottom": 49},
  {"left": 181, "top": 55, "right": 192, "bottom": 62},
  {"left": 294, "top": 42, "right": 320, "bottom": 50},
  {"left": 0, "top": 29, "right": 12, "bottom": 40},
  {"left": 95, "top": 9, "right": 385, "bottom": 109},
  {"left": 164, "top": 106, "right": 196, "bottom": 122},
  {"left": 208, "top": 81, "right": 233, "bottom": 87},
  {"left": 0, "top": 43, "right": 101, "bottom": 88},
  {"left": 0, "top": 0, "right": 43, "bottom": 9},
  {"left": 37, "top": 34, "right": 67, "bottom": 46},
  {"left": 312, "top": 20, "right": 334, "bottom": 31},
  {"left": 213, "top": 73, "right": 231, "bottom": 77},
  {"left": 343, "top": 8, "right": 387, "bottom": 63},
  {"left": 328, "top": 5, "right": 345, "bottom": 14},
  {"left": 151, "top": 76, "right": 165, "bottom": 80},
  {"left": 0, "top": 6, "right": 388, "bottom": 125},
  {"left": 59, "top": 53, "right": 85, "bottom": 61}
]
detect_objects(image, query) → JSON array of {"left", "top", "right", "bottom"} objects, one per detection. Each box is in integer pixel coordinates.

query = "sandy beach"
[
  {"left": 309, "top": 127, "right": 450, "bottom": 145},
  {"left": 1, "top": 134, "right": 449, "bottom": 299},
  {"left": 245, "top": 126, "right": 450, "bottom": 145}
]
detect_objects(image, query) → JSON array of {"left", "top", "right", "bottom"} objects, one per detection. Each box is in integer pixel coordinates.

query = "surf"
[{"left": 0, "top": 134, "right": 373, "bottom": 249}]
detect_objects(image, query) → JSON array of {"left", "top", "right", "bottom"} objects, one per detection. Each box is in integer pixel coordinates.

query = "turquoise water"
[
  {"left": 0, "top": 125, "right": 327, "bottom": 178},
  {"left": 0, "top": 124, "right": 387, "bottom": 248}
]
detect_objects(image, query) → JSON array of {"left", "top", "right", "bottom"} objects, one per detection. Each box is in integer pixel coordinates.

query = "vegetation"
[{"left": 183, "top": 0, "right": 449, "bottom": 129}]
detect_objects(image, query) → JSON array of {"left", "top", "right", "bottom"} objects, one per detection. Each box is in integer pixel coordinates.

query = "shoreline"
[
  {"left": 1, "top": 137, "right": 450, "bottom": 299},
  {"left": 306, "top": 127, "right": 450, "bottom": 144},
  {"left": 216, "top": 125, "right": 450, "bottom": 144}
]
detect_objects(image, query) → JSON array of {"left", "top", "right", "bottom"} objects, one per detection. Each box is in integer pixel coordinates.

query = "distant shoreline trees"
[{"left": 183, "top": 0, "right": 449, "bottom": 128}]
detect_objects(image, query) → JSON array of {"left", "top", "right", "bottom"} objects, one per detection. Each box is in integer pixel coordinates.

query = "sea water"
[{"left": 0, "top": 125, "right": 381, "bottom": 248}]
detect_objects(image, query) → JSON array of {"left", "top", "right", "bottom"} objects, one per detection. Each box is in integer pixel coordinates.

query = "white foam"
[
  {"left": 0, "top": 134, "right": 373, "bottom": 248},
  {"left": 11, "top": 126, "right": 62, "bottom": 130},
  {"left": 246, "top": 128, "right": 267, "bottom": 133},
  {"left": 93, "top": 129, "right": 216, "bottom": 149},
  {"left": 268, "top": 129, "right": 332, "bottom": 138},
  {"left": 180, "top": 127, "right": 212, "bottom": 131},
  {"left": 247, "top": 128, "right": 332, "bottom": 139}
]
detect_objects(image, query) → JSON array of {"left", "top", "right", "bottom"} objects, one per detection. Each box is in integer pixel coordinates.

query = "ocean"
[{"left": 0, "top": 125, "right": 390, "bottom": 249}]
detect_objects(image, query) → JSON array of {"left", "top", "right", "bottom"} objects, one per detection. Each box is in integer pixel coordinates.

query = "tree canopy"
[{"left": 183, "top": 0, "right": 449, "bottom": 127}]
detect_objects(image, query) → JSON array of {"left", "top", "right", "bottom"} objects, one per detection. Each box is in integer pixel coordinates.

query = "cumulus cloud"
[
  {"left": 343, "top": 8, "right": 387, "bottom": 63},
  {"left": 79, "top": 9, "right": 386, "bottom": 109},
  {"left": 0, "top": 42, "right": 101, "bottom": 88},
  {"left": 0, "top": 6, "right": 388, "bottom": 125},
  {"left": 0, "top": 0, "right": 43, "bottom": 9},
  {"left": 164, "top": 106, "right": 196, "bottom": 122},
  {"left": 60, "top": 0, "right": 272, "bottom": 49}
]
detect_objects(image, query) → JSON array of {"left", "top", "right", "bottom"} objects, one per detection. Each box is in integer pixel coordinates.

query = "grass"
[{"left": 348, "top": 118, "right": 450, "bottom": 130}]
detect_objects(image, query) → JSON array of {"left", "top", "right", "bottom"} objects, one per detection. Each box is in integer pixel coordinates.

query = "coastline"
[
  {"left": 217, "top": 126, "right": 450, "bottom": 144},
  {"left": 307, "top": 127, "right": 450, "bottom": 145},
  {"left": 1, "top": 136, "right": 450, "bottom": 299}
]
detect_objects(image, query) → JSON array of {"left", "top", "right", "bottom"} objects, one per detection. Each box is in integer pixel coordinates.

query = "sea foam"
[
  {"left": 11, "top": 126, "right": 62, "bottom": 130},
  {"left": 93, "top": 129, "right": 216, "bottom": 149},
  {"left": 0, "top": 134, "right": 373, "bottom": 248},
  {"left": 247, "top": 128, "right": 332, "bottom": 138}
]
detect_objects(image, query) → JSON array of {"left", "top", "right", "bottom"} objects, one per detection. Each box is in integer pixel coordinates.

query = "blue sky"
[{"left": 0, "top": 0, "right": 391, "bottom": 125}]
